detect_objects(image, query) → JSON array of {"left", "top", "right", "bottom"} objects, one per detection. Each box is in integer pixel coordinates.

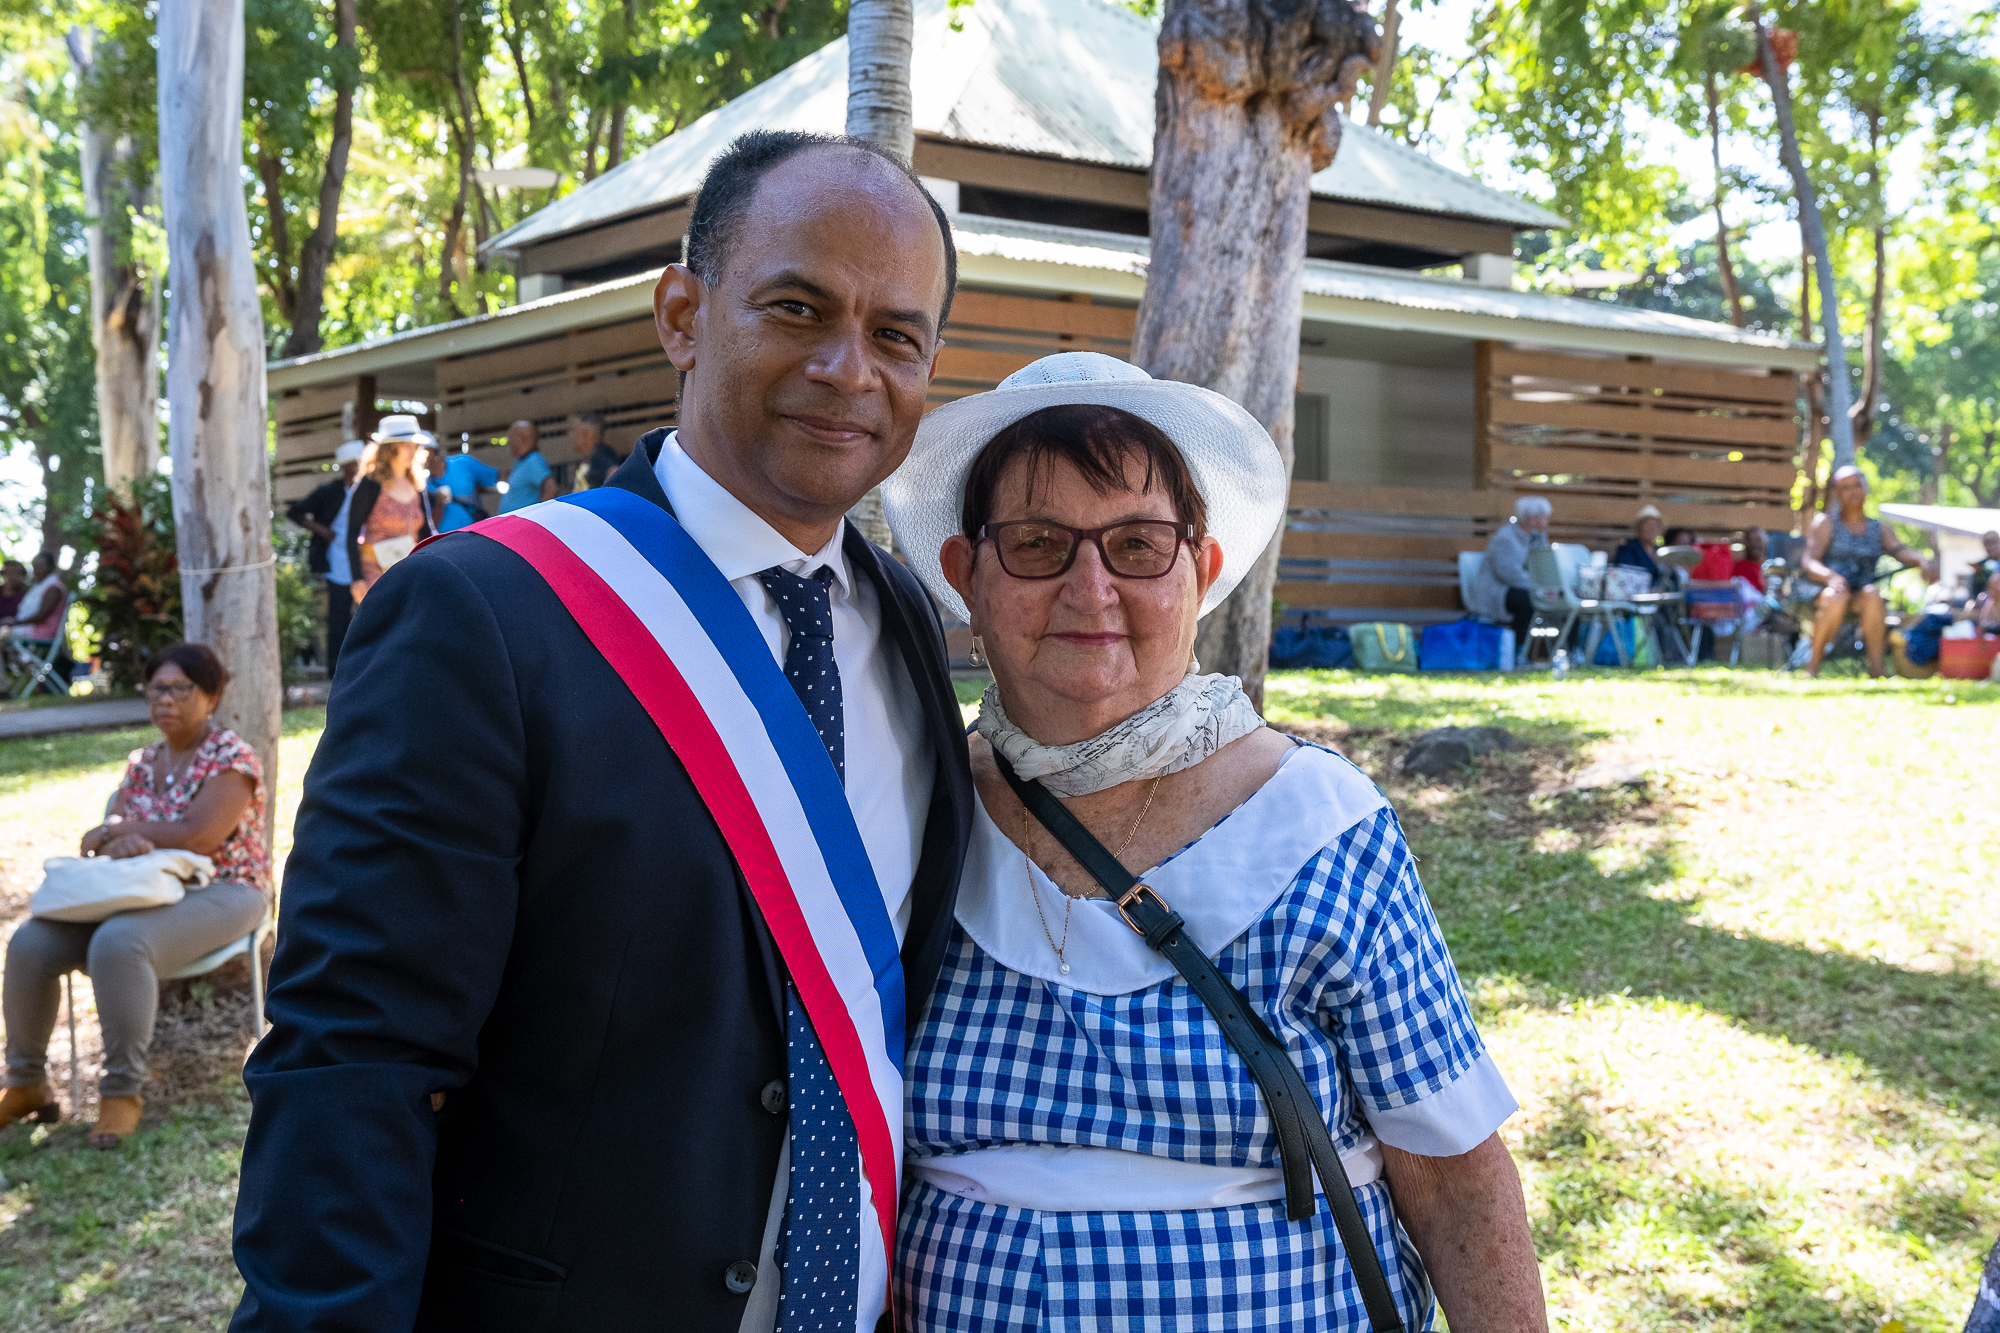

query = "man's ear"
[{"left": 656, "top": 264, "right": 703, "bottom": 373}]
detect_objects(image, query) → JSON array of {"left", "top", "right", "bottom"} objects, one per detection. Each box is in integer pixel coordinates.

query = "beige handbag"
[
  {"left": 30, "top": 849, "right": 216, "bottom": 923},
  {"left": 369, "top": 532, "right": 418, "bottom": 568}
]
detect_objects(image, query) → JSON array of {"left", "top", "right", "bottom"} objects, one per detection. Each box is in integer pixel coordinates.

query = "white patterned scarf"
[{"left": 977, "top": 670, "right": 1264, "bottom": 798}]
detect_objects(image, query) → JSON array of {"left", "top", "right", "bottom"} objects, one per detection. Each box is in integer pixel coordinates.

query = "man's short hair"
[
  {"left": 682, "top": 130, "right": 958, "bottom": 332},
  {"left": 577, "top": 410, "right": 606, "bottom": 429},
  {"left": 1515, "top": 496, "right": 1552, "bottom": 520}
]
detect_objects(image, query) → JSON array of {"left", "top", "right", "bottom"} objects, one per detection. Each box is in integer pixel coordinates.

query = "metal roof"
[
  {"left": 482, "top": 0, "right": 1565, "bottom": 259},
  {"left": 278, "top": 213, "right": 1813, "bottom": 392},
  {"left": 1880, "top": 504, "right": 2000, "bottom": 537}
]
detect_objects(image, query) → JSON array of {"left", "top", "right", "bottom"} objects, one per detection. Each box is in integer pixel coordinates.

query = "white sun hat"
[
  {"left": 371, "top": 413, "right": 435, "bottom": 448},
  {"left": 881, "top": 352, "right": 1289, "bottom": 623}
]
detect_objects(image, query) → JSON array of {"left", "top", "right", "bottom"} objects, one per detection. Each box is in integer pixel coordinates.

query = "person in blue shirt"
[
  {"left": 430, "top": 442, "right": 501, "bottom": 531},
  {"left": 498, "top": 419, "right": 557, "bottom": 514}
]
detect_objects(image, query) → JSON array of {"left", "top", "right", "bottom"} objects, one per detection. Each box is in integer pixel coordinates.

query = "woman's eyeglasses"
[
  {"left": 145, "top": 681, "right": 198, "bottom": 702},
  {"left": 978, "top": 520, "right": 1193, "bottom": 581}
]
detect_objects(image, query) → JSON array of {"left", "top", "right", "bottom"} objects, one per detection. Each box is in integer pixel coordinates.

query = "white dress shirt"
[{"left": 650, "top": 432, "right": 933, "bottom": 1333}]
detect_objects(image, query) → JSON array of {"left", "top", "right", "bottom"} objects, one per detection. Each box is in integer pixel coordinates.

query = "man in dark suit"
[
  {"left": 232, "top": 131, "right": 972, "bottom": 1332},
  {"left": 283, "top": 440, "right": 363, "bottom": 673}
]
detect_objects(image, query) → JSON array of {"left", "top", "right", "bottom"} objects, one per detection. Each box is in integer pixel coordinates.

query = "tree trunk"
[
  {"left": 1747, "top": 3, "right": 1855, "bottom": 471},
  {"left": 67, "top": 28, "right": 163, "bottom": 494},
  {"left": 846, "top": 0, "right": 915, "bottom": 163},
  {"left": 1795, "top": 228, "right": 1824, "bottom": 518},
  {"left": 606, "top": 105, "right": 627, "bottom": 170},
  {"left": 843, "top": 0, "right": 915, "bottom": 549},
  {"left": 1849, "top": 221, "right": 1886, "bottom": 449},
  {"left": 1136, "top": 0, "right": 1377, "bottom": 709},
  {"left": 158, "top": 0, "right": 282, "bottom": 848},
  {"left": 1705, "top": 71, "right": 1744, "bottom": 329},
  {"left": 1366, "top": 0, "right": 1398, "bottom": 128},
  {"left": 280, "top": 0, "right": 357, "bottom": 359}
]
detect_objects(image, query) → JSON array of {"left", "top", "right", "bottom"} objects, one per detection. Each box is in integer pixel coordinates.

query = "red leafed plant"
[{"left": 80, "top": 482, "right": 183, "bottom": 691}]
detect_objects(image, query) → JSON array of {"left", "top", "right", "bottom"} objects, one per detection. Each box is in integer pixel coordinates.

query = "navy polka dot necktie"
[{"left": 756, "top": 564, "right": 859, "bottom": 1332}]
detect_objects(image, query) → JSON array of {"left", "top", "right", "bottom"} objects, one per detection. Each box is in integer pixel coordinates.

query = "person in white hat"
[
  {"left": 285, "top": 438, "right": 368, "bottom": 673},
  {"left": 347, "top": 414, "right": 438, "bottom": 604},
  {"left": 882, "top": 353, "right": 1544, "bottom": 1332}
]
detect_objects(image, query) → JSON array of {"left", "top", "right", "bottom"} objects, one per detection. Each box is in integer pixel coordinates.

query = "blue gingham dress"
[{"left": 899, "top": 745, "right": 1512, "bottom": 1331}]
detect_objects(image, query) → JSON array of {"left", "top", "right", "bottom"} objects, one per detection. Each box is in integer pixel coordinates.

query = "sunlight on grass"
[
  {"left": 1269, "top": 666, "right": 1999, "bottom": 1329},
  {"left": 0, "top": 711, "right": 324, "bottom": 1331}
]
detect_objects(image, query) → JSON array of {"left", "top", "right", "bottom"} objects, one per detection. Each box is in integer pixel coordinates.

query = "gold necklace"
[{"left": 1024, "top": 775, "right": 1163, "bottom": 977}]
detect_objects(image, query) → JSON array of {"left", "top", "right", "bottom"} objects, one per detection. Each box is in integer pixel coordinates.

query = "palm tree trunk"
[
  {"left": 1136, "top": 0, "right": 1377, "bottom": 708},
  {"left": 843, "top": 0, "right": 916, "bottom": 549},
  {"left": 1850, "top": 222, "right": 1886, "bottom": 448},
  {"left": 157, "top": 0, "right": 282, "bottom": 847},
  {"left": 846, "top": 0, "right": 915, "bottom": 162}
]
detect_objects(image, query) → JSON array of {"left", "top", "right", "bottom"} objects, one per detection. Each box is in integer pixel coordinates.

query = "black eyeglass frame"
[{"left": 976, "top": 520, "right": 1196, "bottom": 582}]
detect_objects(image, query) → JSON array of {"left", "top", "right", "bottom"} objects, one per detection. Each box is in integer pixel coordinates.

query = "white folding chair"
[{"left": 59, "top": 884, "right": 270, "bottom": 1113}]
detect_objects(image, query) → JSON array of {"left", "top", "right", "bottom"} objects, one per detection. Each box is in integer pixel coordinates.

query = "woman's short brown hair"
[
  {"left": 143, "top": 642, "right": 230, "bottom": 696},
  {"left": 960, "top": 405, "right": 1208, "bottom": 543}
]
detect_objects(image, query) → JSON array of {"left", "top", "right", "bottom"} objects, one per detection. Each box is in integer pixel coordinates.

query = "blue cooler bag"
[
  {"left": 1270, "top": 620, "right": 1354, "bottom": 670},
  {"left": 1419, "top": 618, "right": 1513, "bottom": 671}
]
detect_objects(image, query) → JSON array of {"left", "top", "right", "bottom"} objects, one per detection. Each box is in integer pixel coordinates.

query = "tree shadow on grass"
[
  {"left": 1286, "top": 685, "right": 2000, "bottom": 1123},
  {"left": 1521, "top": 1080, "right": 1951, "bottom": 1331}
]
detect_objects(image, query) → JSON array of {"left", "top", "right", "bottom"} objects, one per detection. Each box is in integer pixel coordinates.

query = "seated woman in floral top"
[{"left": 1, "top": 642, "right": 269, "bottom": 1147}]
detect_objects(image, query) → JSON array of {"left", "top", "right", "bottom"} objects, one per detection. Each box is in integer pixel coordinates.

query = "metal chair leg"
[{"left": 65, "top": 971, "right": 80, "bottom": 1114}]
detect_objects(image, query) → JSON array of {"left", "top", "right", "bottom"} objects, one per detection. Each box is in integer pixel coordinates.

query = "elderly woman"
[
  {"left": 882, "top": 354, "right": 1544, "bottom": 1332},
  {"left": 1468, "top": 496, "right": 1552, "bottom": 645},
  {"left": 1, "top": 643, "right": 269, "bottom": 1147},
  {"left": 1801, "top": 465, "right": 1935, "bottom": 678},
  {"left": 1610, "top": 504, "right": 1666, "bottom": 586}
]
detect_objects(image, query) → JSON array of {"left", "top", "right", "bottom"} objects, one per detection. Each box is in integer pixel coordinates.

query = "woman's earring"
[{"left": 968, "top": 635, "right": 987, "bottom": 668}]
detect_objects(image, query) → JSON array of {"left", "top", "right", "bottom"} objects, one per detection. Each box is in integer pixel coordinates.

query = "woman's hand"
[
  {"left": 1821, "top": 573, "right": 1850, "bottom": 599},
  {"left": 103, "top": 833, "right": 158, "bottom": 860},
  {"left": 80, "top": 823, "right": 115, "bottom": 856}
]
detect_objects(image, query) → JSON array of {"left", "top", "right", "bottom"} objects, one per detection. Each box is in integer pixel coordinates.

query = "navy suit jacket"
[{"left": 232, "top": 434, "right": 973, "bottom": 1331}]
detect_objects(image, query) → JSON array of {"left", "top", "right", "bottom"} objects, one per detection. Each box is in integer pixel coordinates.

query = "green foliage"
[
  {"left": 0, "top": 42, "right": 101, "bottom": 557},
  {"left": 273, "top": 556, "right": 320, "bottom": 682},
  {"left": 76, "top": 476, "right": 181, "bottom": 691}
]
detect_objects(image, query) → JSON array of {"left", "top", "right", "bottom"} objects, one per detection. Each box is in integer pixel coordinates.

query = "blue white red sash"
[{"left": 466, "top": 488, "right": 906, "bottom": 1258}]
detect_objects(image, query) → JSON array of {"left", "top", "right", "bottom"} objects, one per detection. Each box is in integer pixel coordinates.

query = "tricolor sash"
[{"left": 466, "top": 487, "right": 906, "bottom": 1258}]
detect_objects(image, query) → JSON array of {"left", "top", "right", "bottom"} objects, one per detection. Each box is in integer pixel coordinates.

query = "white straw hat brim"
[{"left": 881, "top": 353, "right": 1289, "bottom": 624}]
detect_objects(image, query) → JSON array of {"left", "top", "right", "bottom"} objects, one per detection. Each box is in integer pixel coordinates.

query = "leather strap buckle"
[{"left": 1115, "top": 882, "right": 1170, "bottom": 936}]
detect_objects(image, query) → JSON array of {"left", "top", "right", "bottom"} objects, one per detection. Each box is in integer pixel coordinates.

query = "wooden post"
[
  {"left": 1472, "top": 340, "right": 1495, "bottom": 490},
  {"left": 158, "top": 0, "right": 281, "bottom": 846},
  {"left": 1137, "top": 0, "right": 1378, "bottom": 708}
]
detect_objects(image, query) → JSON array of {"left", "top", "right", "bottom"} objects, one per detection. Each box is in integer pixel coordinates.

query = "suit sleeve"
[{"left": 231, "top": 547, "right": 529, "bottom": 1331}]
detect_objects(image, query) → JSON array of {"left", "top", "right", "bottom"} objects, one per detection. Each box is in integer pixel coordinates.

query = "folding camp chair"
[
  {"left": 1526, "top": 546, "right": 1637, "bottom": 666},
  {"left": 6, "top": 588, "right": 72, "bottom": 698}
]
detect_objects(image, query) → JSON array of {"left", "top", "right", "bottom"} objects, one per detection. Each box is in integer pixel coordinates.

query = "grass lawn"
[{"left": 2, "top": 672, "right": 1996, "bottom": 1329}]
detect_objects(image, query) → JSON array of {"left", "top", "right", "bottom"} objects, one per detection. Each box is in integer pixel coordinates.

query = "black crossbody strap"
[{"left": 994, "top": 754, "right": 1405, "bottom": 1333}]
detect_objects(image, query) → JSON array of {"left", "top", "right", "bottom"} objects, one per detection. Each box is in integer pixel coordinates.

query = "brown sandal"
[
  {"left": 0, "top": 1082, "right": 60, "bottom": 1128},
  {"left": 89, "top": 1095, "right": 143, "bottom": 1149}
]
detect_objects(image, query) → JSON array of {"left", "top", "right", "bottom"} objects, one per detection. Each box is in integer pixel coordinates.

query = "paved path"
[{"left": 0, "top": 698, "right": 152, "bottom": 740}]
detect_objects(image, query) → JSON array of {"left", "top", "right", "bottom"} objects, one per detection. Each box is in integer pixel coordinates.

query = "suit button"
[
  {"left": 760, "top": 1079, "right": 787, "bottom": 1115},
  {"left": 725, "top": 1260, "right": 758, "bottom": 1294}
]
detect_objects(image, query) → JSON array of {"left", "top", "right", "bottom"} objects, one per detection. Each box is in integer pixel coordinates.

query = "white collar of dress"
[{"left": 954, "top": 743, "right": 1390, "bottom": 997}]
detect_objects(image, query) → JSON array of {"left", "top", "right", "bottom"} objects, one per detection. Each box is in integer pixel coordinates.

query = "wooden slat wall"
[
  {"left": 1482, "top": 346, "right": 1800, "bottom": 505},
  {"left": 435, "top": 314, "right": 679, "bottom": 466},
  {"left": 273, "top": 376, "right": 379, "bottom": 505},
  {"left": 1275, "top": 341, "right": 1805, "bottom": 623},
  {"left": 930, "top": 290, "right": 1135, "bottom": 406}
]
